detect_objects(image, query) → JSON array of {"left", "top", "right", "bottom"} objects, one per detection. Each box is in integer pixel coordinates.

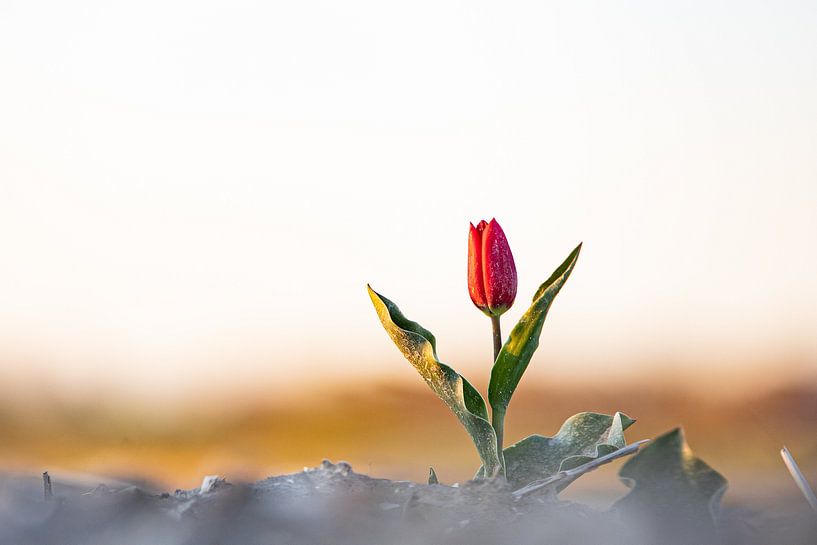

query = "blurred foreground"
[
  {"left": 0, "top": 379, "right": 815, "bottom": 512},
  {"left": 1, "top": 460, "right": 815, "bottom": 545}
]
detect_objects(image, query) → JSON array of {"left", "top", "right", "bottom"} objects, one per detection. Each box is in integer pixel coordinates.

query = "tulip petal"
[
  {"left": 482, "top": 219, "right": 517, "bottom": 314},
  {"left": 467, "top": 223, "right": 488, "bottom": 312}
]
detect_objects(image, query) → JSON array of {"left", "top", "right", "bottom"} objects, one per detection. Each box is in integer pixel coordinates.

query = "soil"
[{"left": 1, "top": 461, "right": 814, "bottom": 545}]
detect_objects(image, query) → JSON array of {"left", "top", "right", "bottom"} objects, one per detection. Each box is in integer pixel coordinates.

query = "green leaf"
[
  {"left": 478, "top": 411, "right": 635, "bottom": 489},
  {"left": 488, "top": 244, "right": 581, "bottom": 419},
  {"left": 512, "top": 439, "right": 649, "bottom": 498},
  {"left": 613, "top": 428, "right": 728, "bottom": 542},
  {"left": 367, "top": 286, "right": 502, "bottom": 477}
]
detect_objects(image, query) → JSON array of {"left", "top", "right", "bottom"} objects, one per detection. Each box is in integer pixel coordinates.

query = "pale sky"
[{"left": 1, "top": 1, "right": 816, "bottom": 405}]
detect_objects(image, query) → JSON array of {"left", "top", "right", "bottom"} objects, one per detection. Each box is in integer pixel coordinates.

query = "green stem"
[
  {"left": 490, "top": 315, "right": 506, "bottom": 475},
  {"left": 490, "top": 315, "right": 502, "bottom": 363},
  {"left": 492, "top": 406, "right": 506, "bottom": 474}
]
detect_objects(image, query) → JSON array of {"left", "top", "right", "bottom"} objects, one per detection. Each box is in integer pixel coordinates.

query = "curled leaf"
[
  {"left": 477, "top": 411, "right": 635, "bottom": 489},
  {"left": 367, "top": 286, "right": 502, "bottom": 477},
  {"left": 513, "top": 439, "right": 649, "bottom": 498}
]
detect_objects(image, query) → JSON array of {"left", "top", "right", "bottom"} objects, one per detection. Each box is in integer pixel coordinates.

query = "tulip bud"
[{"left": 468, "top": 219, "right": 517, "bottom": 317}]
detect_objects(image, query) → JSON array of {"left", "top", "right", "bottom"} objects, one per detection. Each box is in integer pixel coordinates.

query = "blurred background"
[{"left": 0, "top": 0, "right": 815, "bottom": 506}]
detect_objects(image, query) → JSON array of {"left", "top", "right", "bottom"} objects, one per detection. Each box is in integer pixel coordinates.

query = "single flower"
[{"left": 468, "top": 218, "right": 517, "bottom": 317}]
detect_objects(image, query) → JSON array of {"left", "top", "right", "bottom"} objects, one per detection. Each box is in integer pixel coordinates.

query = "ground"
[{"left": 1, "top": 460, "right": 814, "bottom": 545}]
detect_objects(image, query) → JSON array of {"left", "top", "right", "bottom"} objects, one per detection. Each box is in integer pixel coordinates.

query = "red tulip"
[{"left": 468, "top": 219, "right": 517, "bottom": 317}]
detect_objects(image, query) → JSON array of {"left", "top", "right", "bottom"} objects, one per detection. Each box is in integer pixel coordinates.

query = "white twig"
[
  {"left": 781, "top": 446, "right": 817, "bottom": 513},
  {"left": 513, "top": 439, "right": 650, "bottom": 499}
]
